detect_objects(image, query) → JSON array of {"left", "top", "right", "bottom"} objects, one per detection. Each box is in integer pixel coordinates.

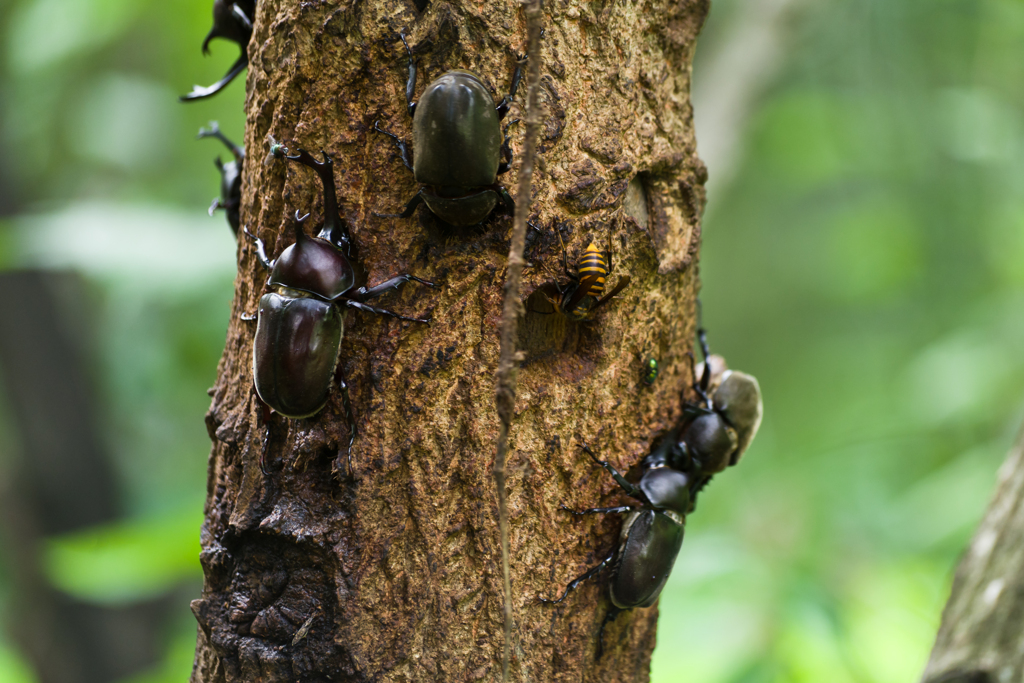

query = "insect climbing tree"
[{"left": 190, "top": 0, "right": 712, "bottom": 681}]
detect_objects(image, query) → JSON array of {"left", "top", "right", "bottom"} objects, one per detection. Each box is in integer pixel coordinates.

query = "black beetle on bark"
[
  {"left": 373, "top": 33, "right": 526, "bottom": 227},
  {"left": 198, "top": 122, "right": 244, "bottom": 236},
  {"left": 542, "top": 330, "right": 764, "bottom": 656},
  {"left": 244, "top": 149, "right": 434, "bottom": 473},
  {"left": 180, "top": 0, "right": 255, "bottom": 101}
]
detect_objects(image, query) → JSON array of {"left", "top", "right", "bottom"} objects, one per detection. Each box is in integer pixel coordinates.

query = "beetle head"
[
  {"left": 675, "top": 412, "right": 737, "bottom": 475},
  {"left": 268, "top": 212, "right": 356, "bottom": 301},
  {"left": 638, "top": 467, "right": 691, "bottom": 516}
]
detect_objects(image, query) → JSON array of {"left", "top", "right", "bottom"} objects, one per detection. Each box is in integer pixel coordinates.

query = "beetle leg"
[
  {"left": 555, "top": 225, "right": 575, "bottom": 280},
  {"left": 605, "top": 228, "right": 615, "bottom": 275},
  {"left": 337, "top": 366, "right": 356, "bottom": 477},
  {"left": 696, "top": 318, "right": 712, "bottom": 396},
  {"left": 242, "top": 226, "right": 276, "bottom": 269},
  {"left": 256, "top": 398, "right": 276, "bottom": 475},
  {"left": 180, "top": 53, "right": 248, "bottom": 101},
  {"left": 198, "top": 121, "right": 245, "bottom": 161},
  {"left": 343, "top": 299, "right": 430, "bottom": 324},
  {"left": 354, "top": 274, "right": 435, "bottom": 301},
  {"left": 400, "top": 32, "right": 418, "bottom": 118},
  {"left": 680, "top": 402, "right": 711, "bottom": 420},
  {"left": 373, "top": 121, "right": 414, "bottom": 172},
  {"left": 259, "top": 437, "right": 272, "bottom": 475},
  {"left": 578, "top": 441, "right": 644, "bottom": 500},
  {"left": 208, "top": 197, "right": 222, "bottom": 216},
  {"left": 240, "top": 311, "right": 257, "bottom": 321},
  {"left": 559, "top": 504, "right": 634, "bottom": 516},
  {"left": 496, "top": 54, "right": 527, "bottom": 120},
  {"left": 538, "top": 551, "right": 615, "bottom": 604},
  {"left": 491, "top": 185, "right": 515, "bottom": 216},
  {"left": 596, "top": 607, "right": 623, "bottom": 659},
  {"left": 684, "top": 349, "right": 710, "bottom": 410},
  {"left": 687, "top": 474, "right": 713, "bottom": 514},
  {"left": 230, "top": 2, "right": 252, "bottom": 29},
  {"left": 496, "top": 119, "right": 520, "bottom": 174},
  {"left": 374, "top": 191, "right": 424, "bottom": 219}
]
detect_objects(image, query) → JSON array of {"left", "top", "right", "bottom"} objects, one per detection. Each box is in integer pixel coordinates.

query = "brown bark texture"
[
  {"left": 190, "top": 0, "right": 710, "bottom": 681},
  {"left": 921, "top": 427, "right": 1024, "bottom": 683}
]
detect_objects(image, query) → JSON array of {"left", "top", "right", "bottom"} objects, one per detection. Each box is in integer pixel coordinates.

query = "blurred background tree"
[{"left": 0, "top": 0, "right": 1021, "bottom": 681}]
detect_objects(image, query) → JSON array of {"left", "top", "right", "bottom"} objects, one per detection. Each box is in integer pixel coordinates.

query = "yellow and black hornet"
[{"left": 545, "top": 229, "right": 631, "bottom": 320}]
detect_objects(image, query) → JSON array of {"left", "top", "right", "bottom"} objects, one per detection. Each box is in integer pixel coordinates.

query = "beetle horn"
[
  {"left": 201, "top": 28, "right": 217, "bottom": 55},
  {"left": 293, "top": 211, "right": 311, "bottom": 241}
]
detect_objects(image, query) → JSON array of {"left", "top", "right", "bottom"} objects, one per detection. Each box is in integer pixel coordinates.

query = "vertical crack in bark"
[{"left": 494, "top": 4, "right": 544, "bottom": 681}]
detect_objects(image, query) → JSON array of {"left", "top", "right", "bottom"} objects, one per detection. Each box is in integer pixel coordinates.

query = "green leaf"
[{"left": 43, "top": 506, "right": 203, "bottom": 604}]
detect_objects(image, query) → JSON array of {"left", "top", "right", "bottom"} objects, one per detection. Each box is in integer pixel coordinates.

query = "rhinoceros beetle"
[
  {"left": 198, "top": 122, "right": 243, "bottom": 235},
  {"left": 669, "top": 328, "right": 764, "bottom": 486},
  {"left": 180, "top": 0, "right": 254, "bottom": 101},
  {"left": 373, "top": 33, "right": 525, "bottom": 226},
  {"left": 244, "top": 148, "right": 434, "bottom": 472},
  {"left": 540, "top": 328, "right": 763, "bottom": 657}
]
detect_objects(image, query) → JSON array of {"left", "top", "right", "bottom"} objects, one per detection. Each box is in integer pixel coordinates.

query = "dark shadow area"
[{"left": 518, "top": 289, "right": 578, "bottom": 364}]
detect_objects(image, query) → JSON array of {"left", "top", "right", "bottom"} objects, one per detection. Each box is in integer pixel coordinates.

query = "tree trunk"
[
  {"left": 921, "top": 427, "right": 1024, "bottom": 683},
  {"left": 190, "top": 1, "right": 709, "bottom": 681}
]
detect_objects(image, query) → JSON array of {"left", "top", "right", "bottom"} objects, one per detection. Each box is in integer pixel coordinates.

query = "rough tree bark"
[
  {"left": 921, "top": 427, "right": 1024, "bottom": 683},
  {"left": 190, "top": 0, "right": 709, "bottom": 681}
]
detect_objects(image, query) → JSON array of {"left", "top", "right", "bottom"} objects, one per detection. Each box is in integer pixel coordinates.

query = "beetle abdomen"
[
  {"left": 253, "top": 293, "right": 343, "bottom": 419},
  {"left": 413, "top": 70, "right": 502, "bottom": 188},
  {"left": 610, "top": 510, "right": 684, "bottom": 609}
]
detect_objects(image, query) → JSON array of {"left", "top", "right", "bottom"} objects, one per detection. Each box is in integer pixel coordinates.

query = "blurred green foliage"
[
  {"left": 652, "top": 0, "right": 1024, "bottom": 681},
  {"left": 0, "top": 0, "right": 241, "bottom": 677},
  {"left": 44, "top": 507, "right": 203, "bottom": 604},
  {"left": 0, "top": 0, "right": 1021, "bottom": 681}
]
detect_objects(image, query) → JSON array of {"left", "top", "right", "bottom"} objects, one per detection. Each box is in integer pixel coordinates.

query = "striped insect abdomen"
[{"left": 577, "top": 242, "right": 608, "bottom": 298}]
